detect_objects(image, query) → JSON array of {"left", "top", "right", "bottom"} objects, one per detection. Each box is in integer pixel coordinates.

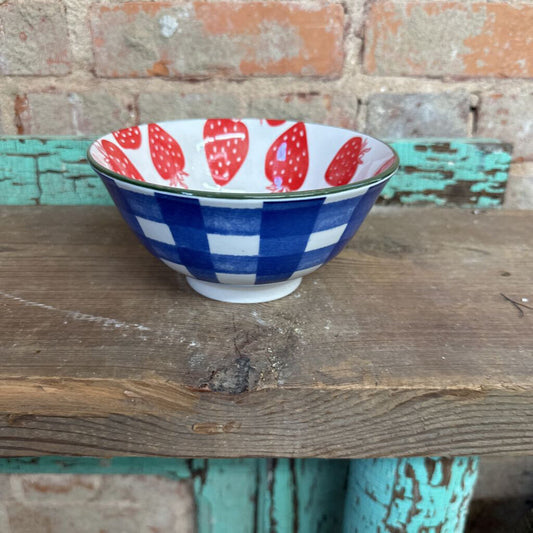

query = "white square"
[
  {"left": 199, "top": 197, "right": 263, "bottom": 209},
  {"left": 290, "top": 265, "right": 322, "bottom": 279},
  {"left": 207, "top": 233, "right": 260, "bottom": 256},
  {"left": 136, "top": 217, "right": 175, "bottom": 245},
  {"left": 160, "top": 259, "right": 191, "bottom": 275},
  {"left": 324, "top": 186, "right": 368, "bottom": 203},
  {"left": 216, "top": 273, "right": 257, "bottom": 285},
  {"left": 305, "top": 224, "right": 347, "bottom": 252},
  {"left": 116, "top": 180, "right": 155, "bottom": 195}
]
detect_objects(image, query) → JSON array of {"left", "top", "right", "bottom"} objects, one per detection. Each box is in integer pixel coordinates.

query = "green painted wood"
[
  {"left": 295, "top": 459, "right": 349, "bottom": 533},
  {"left": 383, "top": 139, "right": 512, "bottom": 207},
  {"left": 192, "top": 459, "right": 258, "bottom": 533},
  {"left": 0, "top": 137, "right": 110, "bottom": 205},
  {"left": 0, "top": 137, "right": 511, "bottom": 207},
  {"left": 257, "top": 459, "right": 296, "bottom": 532},
  {"left": 344, "top": 457, "right": 479, "bottom": 533},
  {"left": 255, "top": 459, "right": 350, "bottom": 533},
  {"left": 0, "top": 456, "right": 191, "bottom": 480}
]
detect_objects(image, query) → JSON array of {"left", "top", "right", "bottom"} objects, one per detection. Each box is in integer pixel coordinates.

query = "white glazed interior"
[{"left": 88, "top": 119, "right": 397, "bottom": 197}]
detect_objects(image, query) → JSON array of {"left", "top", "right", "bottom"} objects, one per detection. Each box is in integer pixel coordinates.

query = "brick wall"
[
  {"left": 2, "top": 0, "right": 532, "bottom": 204},
  {"left": 0, "top": 474, "right": 195, "bottom": 532}
]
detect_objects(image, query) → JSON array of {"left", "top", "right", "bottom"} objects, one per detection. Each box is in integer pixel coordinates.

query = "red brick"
[
  {"left": 476, "top": 93, "right": 533, "bottom": 161},
  {"left": 366, "top": 92, "right": 470, "bottom": 138},
  {"left": 89, "top": 2, "right": 344, "bottom": 78},
  {"left": 0, "top": 0, "right": 71, "bottom": 76},
  {"left": 5, "top": 475, "right": 195, "bottom": 533},
  {"left": 16, "top": 474, "right": 100, "bottom": 502},
  {"left": 138, "top": 92, "right": 243, "bottom": 123},
  {"left": 246, "top": 92, "right": 360, "bottom": 129},
  {"left": 15, "top": 92, "right": 133, "bottom": 135},
  {"left": 364, "top": 2, "right": 533, "bottom": 78}
]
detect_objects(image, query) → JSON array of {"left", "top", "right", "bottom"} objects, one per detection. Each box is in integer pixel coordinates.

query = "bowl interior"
[{"left": 88, "top": 119, "right": 397, "bottom": 196}]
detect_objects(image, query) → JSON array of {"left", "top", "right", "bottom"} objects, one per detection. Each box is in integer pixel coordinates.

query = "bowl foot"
[{"left": 186, "top": 277, "right": 302, "bottom": 303}]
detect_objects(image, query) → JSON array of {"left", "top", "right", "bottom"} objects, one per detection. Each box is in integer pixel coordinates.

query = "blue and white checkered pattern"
[{"left": 101, "top": 175, "right": 386, "bottom": 285}]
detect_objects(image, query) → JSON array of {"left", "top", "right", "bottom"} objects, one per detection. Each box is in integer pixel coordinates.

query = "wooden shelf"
[{"left": 1, "top": 206, "right": 532, "bottom": 458}]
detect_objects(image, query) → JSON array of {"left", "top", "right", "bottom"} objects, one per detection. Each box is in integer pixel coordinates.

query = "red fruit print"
[
  {"left": 98, "top": 139, "right": 145, "bottom": 182},
  {"left": 203, "top": 119, "right": 249, "bottom": 186},
  {"left": 265, "top": 119, "right": 285, "bottom": 127},
  {"left": 148, "top": 124, "right": 188, "bottom": 188},
  {"left": 325, "top": 137, "right": 371, "bottom": 187},
  {"left": 112, "top": 126, "right": 141, "bottom": 149},
  {"left": 265, "top": 122, "right": 309, "bottom": 192}
]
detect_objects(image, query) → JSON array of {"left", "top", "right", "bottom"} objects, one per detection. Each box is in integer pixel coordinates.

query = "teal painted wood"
[
  {"left": 384, "top": 139, "right": 512, "bottom": 207},
  {"left": 0, "top": 137, "right": 511, "bottom": 207},
  {"left": 0, "top": 137, "right": 110, "bottom": 205},
  {"left": 257, "top": 459, "right": 296, "bottom": 532},
  {"left": 192, "top": 459, "right": 257, "bottom": 533},
  {"left": 343, "top": 457, "right": 479, "bottom": 533},
  {"left": 0, "top": 456, "right": 191, "bottom": 480},
  {"left": 295, "top": 459, "right": 349, "bottom": 533},
  {"left": 255, "top": 458, "right": 349, "bottom": 533}
]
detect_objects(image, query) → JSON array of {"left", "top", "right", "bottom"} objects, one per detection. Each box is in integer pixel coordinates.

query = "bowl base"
[{"left": 186, "top": 277, "right": 302, "bottom": 303}]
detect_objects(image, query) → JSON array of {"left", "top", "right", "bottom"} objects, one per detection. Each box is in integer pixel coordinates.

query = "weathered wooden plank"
[
  {"left": 0, "top": 137, "right": 511, "bottom": 206},
  {"left": 344, "top": 457, "right": 479, "bottom": 532},
  {"left": 381, "top": 139, "right": 512, "bottom": 207},
  {"left": 0, "top": 207, "right": 531, "bottom": 458}
]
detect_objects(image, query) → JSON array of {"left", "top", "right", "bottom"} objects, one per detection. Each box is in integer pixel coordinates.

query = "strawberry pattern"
[
  {"left": 203, "top": 119, "right": 249, "bottom": 186},
  {"left": 91, "top": 120, "right": 395, "bottom": 194},
  {"left": 112, "top": 126, "right": 142, "bottom": 150},
  {"left": 97, "top": 139, "right": 145, "bottom": 182},
  {"left": 264, "top": 122, "right": 309, "bottom": 192},
  {"left": 148, "top": 124, "right": 188, "bottom": 188},
  {"left": 325, "top": 137, "right": 371, "bottom": 187}
]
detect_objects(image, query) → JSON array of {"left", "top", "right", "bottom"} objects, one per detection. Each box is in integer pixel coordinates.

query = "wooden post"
[{"left": 343, "top": 457, "right": 479, "bottom": 532}]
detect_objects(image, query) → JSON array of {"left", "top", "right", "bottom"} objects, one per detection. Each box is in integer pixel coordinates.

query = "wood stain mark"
[{"left": 191, "top": 421, "right": 241, "bottom": 434}]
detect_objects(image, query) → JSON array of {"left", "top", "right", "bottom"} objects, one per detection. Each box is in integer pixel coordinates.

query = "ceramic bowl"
[{"left": 87, "top": 119, "right": 398, "bottom": 303}]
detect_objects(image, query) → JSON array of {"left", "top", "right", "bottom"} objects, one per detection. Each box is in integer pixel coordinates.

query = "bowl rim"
[{"left": 87, "top": 119, "right": 400, "bottom": 200}]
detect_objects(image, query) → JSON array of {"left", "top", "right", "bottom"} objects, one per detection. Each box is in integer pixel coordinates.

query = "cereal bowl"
[{"left": 87, "top": 119, "right": 398, "bottom": 303}]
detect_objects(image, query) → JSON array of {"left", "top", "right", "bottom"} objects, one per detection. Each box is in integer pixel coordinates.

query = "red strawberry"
[
  {"left": 265, "top": 119, "right": 285, "bottom": 127},
  {"left": 265, "top": 122, "right": 309, "bottom": 192},
  {"left": 203, "top": 119, "right": 249, "bottom": 186},
  {"left": 148, "top": 124, "right": 188, "bottom": 188},
  {"left": 112, "top": 126, "right": 141, "bottom": 149},
  {"left": 325, "top": 137, "right": 370, "bottom": 187},
  {"left": 98, "top": 139, "right": 145, "bottom": 182}
]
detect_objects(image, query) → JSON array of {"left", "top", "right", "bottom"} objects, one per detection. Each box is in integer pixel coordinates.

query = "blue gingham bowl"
[{"left": 87, "top": 119, "right": 398, "bottom": 303}]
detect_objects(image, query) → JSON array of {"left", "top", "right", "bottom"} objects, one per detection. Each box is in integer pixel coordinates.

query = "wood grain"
[{"left": 1, "top": 206, "right": 532, "bottom": 457}]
